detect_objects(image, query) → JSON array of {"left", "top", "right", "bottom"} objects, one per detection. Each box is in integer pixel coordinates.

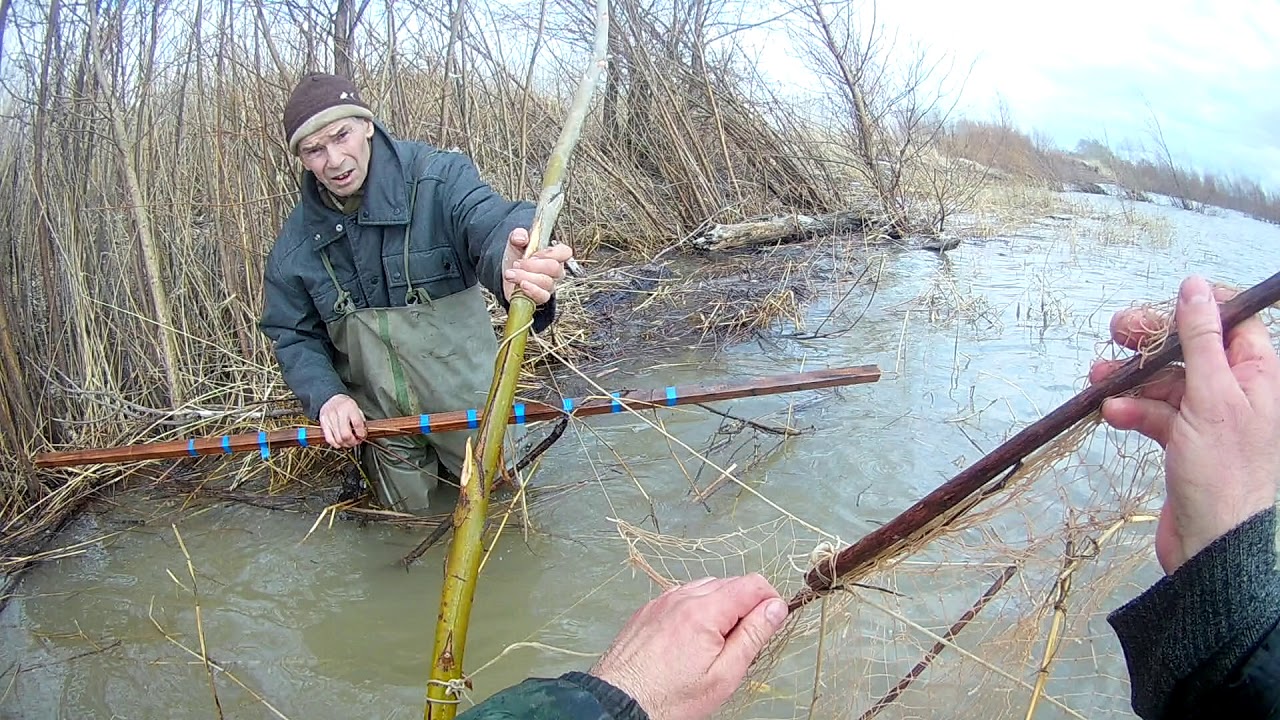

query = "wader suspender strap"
[
  {"left": 319, "top": 252, "right": 356, "bottom": 316},
  {"left": 401, "top": 171, "right": 431, "bottom": 307},
  {"left": 319, "top": 151, "right": 436, "bottom": 311}
]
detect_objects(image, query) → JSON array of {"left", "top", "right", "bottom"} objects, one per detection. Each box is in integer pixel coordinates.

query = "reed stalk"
[
  {"left": 86, "top": 0, "right": 185, "bottom": 406},
  {"left": 423, "top": 2, "right": 611, "bottom": 717},
  {"left": 1023, "top": 516, "right": 1143, "bottom": 719}
]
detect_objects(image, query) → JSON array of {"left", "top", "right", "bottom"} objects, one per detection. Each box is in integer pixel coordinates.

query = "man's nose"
[{"left": 324, "top": 145, "right": 343, "bottom": 168}]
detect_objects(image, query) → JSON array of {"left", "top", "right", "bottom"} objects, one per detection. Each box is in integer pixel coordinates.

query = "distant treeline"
[{"left": 945, "top": 119, "right": 1280, "bottom": 224}]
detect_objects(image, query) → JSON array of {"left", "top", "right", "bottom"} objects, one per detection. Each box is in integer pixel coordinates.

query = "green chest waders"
[{"left": 319, "top": 242, "right": 500, "bottom": 514}]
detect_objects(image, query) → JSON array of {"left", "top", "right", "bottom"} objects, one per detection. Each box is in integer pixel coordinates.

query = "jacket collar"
[{"left": 302, "top": 121, "right": 412, "bottom": 250}]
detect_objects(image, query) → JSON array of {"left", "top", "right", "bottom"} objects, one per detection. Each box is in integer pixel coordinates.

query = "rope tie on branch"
[
  {"left": 424, "top": 678, "right": 472, "bottom": 706},
  {"left": 798, "top": 540, "right": 840, "bottom": 596}
]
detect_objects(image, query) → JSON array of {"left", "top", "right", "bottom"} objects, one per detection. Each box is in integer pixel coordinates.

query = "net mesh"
[
  {"left": 586, "top": 413, "right": 1167, "bottom": 720},
  {"left": 456, "top": 263, "right": 1280, "bottom": 720}
]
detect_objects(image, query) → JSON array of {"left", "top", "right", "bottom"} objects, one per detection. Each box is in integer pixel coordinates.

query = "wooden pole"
[
  {"left": 31, "top": 366, "right": 880, "bottom": 470},
  {"left": 788, "top": 269, "right": 1280, "bottom": 612}
]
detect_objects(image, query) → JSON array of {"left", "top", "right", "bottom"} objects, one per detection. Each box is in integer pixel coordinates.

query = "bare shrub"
[{"left": 787, "top": 0, "right": 984, "bottom": 237}]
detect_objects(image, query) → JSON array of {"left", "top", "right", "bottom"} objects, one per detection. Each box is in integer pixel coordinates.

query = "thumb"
[
  {"left": 1101, "top": 396, "right": 1176, "bottom": 447},
  {"left": 1174, "top": 276, "right": 1234, "bottom": 402},
  {"left": 508, "top": 227, "right": 530, "bottom": 249},
  {"left": 714, "top": 598, "right": 788, "bottom": 680}
]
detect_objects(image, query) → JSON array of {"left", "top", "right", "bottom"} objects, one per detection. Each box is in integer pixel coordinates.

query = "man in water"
[{"left": 260, "top": 73, "right": 572, "bottom": 513}]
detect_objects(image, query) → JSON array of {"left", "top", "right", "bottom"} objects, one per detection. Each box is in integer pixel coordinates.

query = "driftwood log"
[{"left": 692, "top": 209, "right": 881, "bottom": 252}]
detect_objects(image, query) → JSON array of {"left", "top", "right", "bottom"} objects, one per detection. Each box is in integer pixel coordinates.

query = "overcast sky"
[{"left": 750, "top": 0, "right": 1279, "bottom": 190}]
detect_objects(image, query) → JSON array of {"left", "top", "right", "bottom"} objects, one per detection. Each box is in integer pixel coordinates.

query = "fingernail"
[
  {"left": 1181, "top": 277, "right": 1211, "bottom": 304},
  {"left": 504, "top": 270, "right": 515, "bottom": 279},
  {"left": 764, "top": 599, "right": 789, "bottom": 626}
]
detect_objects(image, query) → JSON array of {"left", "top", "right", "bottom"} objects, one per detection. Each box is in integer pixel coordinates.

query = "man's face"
[{"left": 298, "top": 118, "right": 376, "bottom": 197}]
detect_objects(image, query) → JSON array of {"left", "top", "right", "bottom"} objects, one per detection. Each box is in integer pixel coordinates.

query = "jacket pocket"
[
  {"left": 305, "top": 276, "right": 346, "bottom": 324},
  {"left": 384, "top": 246, "right": 467, "bottom": 301}
]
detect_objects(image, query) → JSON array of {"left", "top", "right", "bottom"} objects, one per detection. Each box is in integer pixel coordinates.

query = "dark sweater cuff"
[
  {"left": 304, "top": 379, "right": 350, "bottom": 421},
  {"left": 1107, "top": 507, "right": 1280, "bottom": 719},
  {"left": 560, "top": 672, "right": 649, "bottom": 720},
  {"left": 532, "top": 294, "right": 557, "bottom": 333}
]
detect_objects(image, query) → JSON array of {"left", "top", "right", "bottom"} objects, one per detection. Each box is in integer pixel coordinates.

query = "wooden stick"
[
  {"left": 858, "top": 565, "right": 1018, "bottom": 720},
  {"left": 31, "top": 366, "right": 880, "bottom": 470},
  {"left": 789, "top": 269, "right": 1280, "bottom": 611},
  {"left": 423, "top": 3, "right": 606, "bottom": 714}
]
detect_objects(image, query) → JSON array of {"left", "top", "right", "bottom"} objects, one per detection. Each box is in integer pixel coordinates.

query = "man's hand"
[
  {"left": 1090, "top": 275, "right": 1280, "bottom": 574},
  {"left": 590, "top": 574, "right": 790, "bottom": 720},
  {"left": 318, "top": 393, "right": 368, "bottom": 449},
  {"left": 502, "top": 228, "right": 572, "bottom": 305}
]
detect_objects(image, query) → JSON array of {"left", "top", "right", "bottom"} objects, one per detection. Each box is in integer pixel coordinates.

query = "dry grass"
[
  {"left": 962, "top": 182, "right": 1074, "bottom": 239},
  {"left": 1078, "top": 204, "right": 1175, "bottom": 249},
  {"left": 904, "top": 269, "right": 1000, "bottom": 329}
]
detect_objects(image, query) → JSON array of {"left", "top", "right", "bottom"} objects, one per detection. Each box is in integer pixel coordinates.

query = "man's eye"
[{"left": 336, "top": 131, "right": 348, "bottom": 141}]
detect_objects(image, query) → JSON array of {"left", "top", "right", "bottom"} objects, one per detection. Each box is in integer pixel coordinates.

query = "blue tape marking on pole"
[
  {"left": 467, "top": 408, "right": 479, "bottom": 429},
  {"left": 666, "top": 386, "right": 678, "bottom": 406},
  {"left": 187, "top": 439, "right": 197, "bottom": 457},
  {"left": 420, "top": 414, "right": 432, "bottom": 434},
  {"left": 562, "top": 397, "right": 574, "bottom": 414},
  {"left": 221, "top": 436, "right": 232, "bottom": 454},
  {"left": 298, "top": 428, "right": 309, "bottom": 447},
  {"left": 514, "top": 403, "right": 526, "bottom": 424},
  {"left": 611, "top": 392, "right": 622, "bottom": 413},
  {"left": 258, "top": 431, "right": 270, "bottom": 459}
]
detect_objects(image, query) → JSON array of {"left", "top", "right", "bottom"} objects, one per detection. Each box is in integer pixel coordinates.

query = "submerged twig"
[
  {"left": 695, "top": 403, "right": 806, "bottom": 436},
  {"left": 789, "top": 270, "right": 1280, "bottom": 611},
  {"left": 859, "top": 565, "right": 1018, "bottom": 720}
]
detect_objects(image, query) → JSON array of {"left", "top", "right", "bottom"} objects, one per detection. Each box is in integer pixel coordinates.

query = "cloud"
[
  {"left": 742, "top": 0, "right": 1278, "bottom": 189},
  {"left": 860, "top": 0, "right": 1280, "bottom": 188}
]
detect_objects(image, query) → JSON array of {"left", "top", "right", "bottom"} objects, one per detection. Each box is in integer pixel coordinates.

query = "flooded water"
[{"left": 2, "top": 192, "right": 1277, "bottom": 719}]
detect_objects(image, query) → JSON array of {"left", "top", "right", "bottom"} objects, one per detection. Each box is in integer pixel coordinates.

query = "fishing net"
[
  {"left": 449, "top": 307, "right": 1181, "bottom": 720},
  {"left": 607, "top": 414, "right": 1163, "bottom": 720},
  {"left": 495, "top": 275, "right": 1278, "bottom": 720}
]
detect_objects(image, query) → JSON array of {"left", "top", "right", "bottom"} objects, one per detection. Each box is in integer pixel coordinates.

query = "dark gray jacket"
[
  {"left": 1110, "top": 507, "right": 1280, "bottom": 719},
  {"left": 456, "top": 672, "right": 647, "bottom": 720},
  {"left": 259, "top": 123, "right": 553, "bottom": 419}
]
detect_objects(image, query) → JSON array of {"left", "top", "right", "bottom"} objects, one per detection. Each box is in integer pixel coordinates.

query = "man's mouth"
[{"left": 331, "top": 169, "right": 354, "bottom": 184}]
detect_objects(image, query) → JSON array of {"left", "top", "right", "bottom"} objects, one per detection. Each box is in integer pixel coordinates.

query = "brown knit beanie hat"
[{"left": 283, "top": 73, "right": 374, "bottom": 155}]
